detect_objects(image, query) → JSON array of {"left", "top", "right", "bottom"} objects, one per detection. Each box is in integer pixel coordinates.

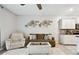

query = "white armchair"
[{"left": 5, "top": 33, "right": 25, "bottom": 50}]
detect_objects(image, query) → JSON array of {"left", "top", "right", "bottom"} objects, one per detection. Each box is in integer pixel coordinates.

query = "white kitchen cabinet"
[
  {"left": 59, "top": 35, "right": 64, "bottom": 44},
  {"left": 76, "top": 17, "right": 79, "bottom": 24},
  {"left": 59, "top": 19, "right": 75, "bottom": 29},
  {"left": 59, "top": 35, "right": 76, "bottom": 44},
  {"left": 75, "top": 36, "right": 79, "bottom": 53}
]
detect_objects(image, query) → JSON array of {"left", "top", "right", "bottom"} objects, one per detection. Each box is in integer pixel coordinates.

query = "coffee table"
[{"left": 27, "top": 42, "right": 51, "bottom": 55}]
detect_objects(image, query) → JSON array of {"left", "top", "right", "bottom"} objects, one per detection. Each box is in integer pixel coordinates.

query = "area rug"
[
  {"left": 2, "top": 47, "right": 66, "bottom": 55},
  {"left": 3, "top": 48, "right": 28, "bottom": 55}
]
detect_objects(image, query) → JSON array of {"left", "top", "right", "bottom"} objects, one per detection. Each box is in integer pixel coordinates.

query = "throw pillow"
[
  {"left": 44, "top": 35, "right": 48, "bottom": 40},
  {"left": 32, "top": 35, "right": 36, "bottom": 40},
  {"left": 48, "top": 35, "right": 52, "bottom": 40},
  {"left": 30, "top": 35, "right": 33, "bottom": 40}
]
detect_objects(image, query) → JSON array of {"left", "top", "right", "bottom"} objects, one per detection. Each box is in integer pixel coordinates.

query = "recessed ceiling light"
[{"left": 69, "top": 8, "right": 73, "bottom": 11}]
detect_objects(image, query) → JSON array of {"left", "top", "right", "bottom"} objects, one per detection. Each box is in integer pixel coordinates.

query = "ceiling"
[{"left": 1, "top": 4, "right": 79, "bottom": 16}]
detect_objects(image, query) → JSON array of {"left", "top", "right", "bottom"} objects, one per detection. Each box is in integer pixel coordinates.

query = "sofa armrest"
[
  {"left": 20, "top": 38, "right": 26, "bottom": 46},
  {"left": 48, "top": 37, "right": 55, "bottom": 47},
  {"left": 5, "top": 39, "right": 11, "bottom": 50}
]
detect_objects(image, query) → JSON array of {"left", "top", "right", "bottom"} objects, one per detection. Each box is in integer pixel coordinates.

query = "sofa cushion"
[{"left": 36, "top": 34, "right": 45, "bottom": 40}]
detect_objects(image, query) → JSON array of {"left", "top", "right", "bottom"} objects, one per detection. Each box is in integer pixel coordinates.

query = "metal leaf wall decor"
[
  {"left": 25, "top": 20, "right": 39, "bottom": 27},
  {"left": 25, "top": 20, "right": 53, "bottom": 27}
]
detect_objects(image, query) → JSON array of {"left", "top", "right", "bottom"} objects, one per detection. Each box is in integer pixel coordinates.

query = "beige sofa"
[{"left": 5, "top": 33, "right": 25, "bottom": 50}]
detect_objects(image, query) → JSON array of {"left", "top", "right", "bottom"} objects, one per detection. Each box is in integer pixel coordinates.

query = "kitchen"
[{"left": 59, "top": 17, "right": 79, "bottom": 54}]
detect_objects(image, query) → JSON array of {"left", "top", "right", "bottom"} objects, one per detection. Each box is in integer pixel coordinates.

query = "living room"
[{"left": 0, "top": 4, "right": 79, "bottom": 55}]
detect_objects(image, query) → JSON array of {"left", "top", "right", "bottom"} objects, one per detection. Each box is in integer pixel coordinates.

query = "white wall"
[
  {"left": 0, "top": 7, "right": 16, "bottom": 48},
  {"left": 0, "top": 6, "right": 77, "bottom": 47},
  {"left": 16, "top": 16, "right": 60, "bottom": 43},
  {"left": 76, "top": 17, "right": 79, "bottom": 24}
]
